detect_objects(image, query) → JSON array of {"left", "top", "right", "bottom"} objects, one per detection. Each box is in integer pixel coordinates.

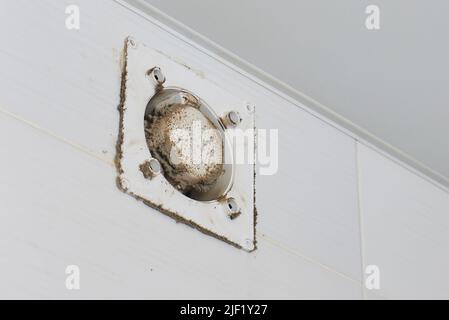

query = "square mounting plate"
[{"left": 116, "top": 37, "right": 256, "bottom": 251}]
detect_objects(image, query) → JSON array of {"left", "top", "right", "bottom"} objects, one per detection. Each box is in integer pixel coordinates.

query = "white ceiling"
[{"left": 143, "top": 0, "right": 449, "bottom": 185}]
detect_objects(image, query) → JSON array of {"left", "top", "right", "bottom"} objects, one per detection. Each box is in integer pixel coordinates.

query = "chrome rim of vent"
[{"left": 144, "top": 87, "right": 235, "bottom": 202}]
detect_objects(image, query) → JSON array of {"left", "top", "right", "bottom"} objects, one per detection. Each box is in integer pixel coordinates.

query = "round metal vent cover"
[{"left": 144, "top": 88, "right": 234, "bottom": 201}]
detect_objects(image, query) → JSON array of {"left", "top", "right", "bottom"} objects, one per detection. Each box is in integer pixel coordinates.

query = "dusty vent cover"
[{"left": 116, "top": 38, "right": 256, "bottom": 251}]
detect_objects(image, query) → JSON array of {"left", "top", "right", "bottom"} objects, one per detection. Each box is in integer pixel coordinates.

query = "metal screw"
[
  {"left": 147, "top": 67, "right": 166, "bottom": 85},
  {"left": 148, "top": 158, "right": 161, "bottom": 174},
  {"left": 246, "top": 103, "right": 255, "bottom": 113},
  {"left": 227, "top": 111, "right": 241, "bottom": 127},
  {"left": 140, "top": 158, "right": 162, "bottom": 179},
  {"left": 226, "top": 197, "right": 241, "bottom": 219}
]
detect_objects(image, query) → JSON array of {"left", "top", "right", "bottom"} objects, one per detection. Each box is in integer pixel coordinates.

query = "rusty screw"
[
  {"left": 149, "top": 158, "right": 161, "bottom": 174},
  {"left": 147, "top": 67, "right": 166, "bottom": 85},
  {"left": 226, "top": 197, "right": 241, "bottom": 219},
  {"left": 140, "top": 158, "right": 162, "bottom": 179}
]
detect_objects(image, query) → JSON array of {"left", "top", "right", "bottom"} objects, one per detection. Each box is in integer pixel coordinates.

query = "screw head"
[
  {"left": 148, "top": 158, "right": 161, "bottom": 174},
  {"left": 147, "top": 67, "right": 166, "bottom": 85},
  {"left": 227, "top": 111, "right": 241, "bottom": 127},
  {"left": 226, "top": 197, "right": 241, "bottom": 219},
  {"left": 140, "top": 158, "right": 162, "bottom": 179}
]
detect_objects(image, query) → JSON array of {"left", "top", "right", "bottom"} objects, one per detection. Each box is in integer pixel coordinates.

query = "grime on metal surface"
[{"left": 145, "top": 89, "right": 224, "bottom": 195}]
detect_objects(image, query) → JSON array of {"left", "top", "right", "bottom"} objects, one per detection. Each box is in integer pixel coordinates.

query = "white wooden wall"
[{"left": 0, "top": 0, "right": 448, "bottom": 299}]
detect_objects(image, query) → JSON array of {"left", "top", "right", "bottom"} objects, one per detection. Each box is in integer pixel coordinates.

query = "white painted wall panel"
[
  {"left": 358, "top": 143, "right": 449, "bottom": 299},
  {"left": 0, "top": 113, "right": 361, "bottom": 299},
  {"left": 0, "top": 0, "right": 363, "bottom": 298}
]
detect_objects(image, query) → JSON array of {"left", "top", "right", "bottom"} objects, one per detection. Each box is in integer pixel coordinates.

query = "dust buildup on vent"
[{"left": 145, "top": 102, "right": 224, "bottom": 194}]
